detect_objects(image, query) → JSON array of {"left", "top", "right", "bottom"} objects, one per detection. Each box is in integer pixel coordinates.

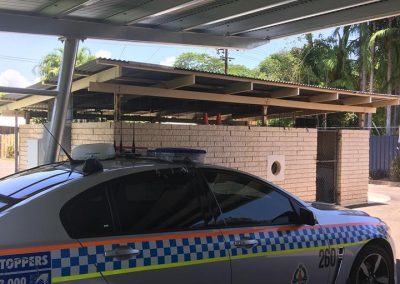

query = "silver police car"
[{"left": 0, "top": 145, "right": 395, "bottom": 284}]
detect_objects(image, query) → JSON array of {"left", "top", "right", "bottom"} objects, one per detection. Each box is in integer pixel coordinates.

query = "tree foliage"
[
  {"left": 174, "top": 52, "right": 261, "bottom": 78},
  {"left": 173, "top": 17, "right": 400, "bottom": 130},
  {"left": 37, "top": 47, "right": 96, "bottom": 80}
]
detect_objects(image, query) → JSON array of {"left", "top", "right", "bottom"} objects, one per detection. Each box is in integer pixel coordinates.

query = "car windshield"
[{"left": 0, "top": 164, "right": 82, "bottom": 202}]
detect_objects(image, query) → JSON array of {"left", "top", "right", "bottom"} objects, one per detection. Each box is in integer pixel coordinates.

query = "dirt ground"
[
  {"left": 0, "top": 159, "right": 14, "bottom": 178},
  {"left": 357, "top": 184, "right": 400, "bottom": 280}
]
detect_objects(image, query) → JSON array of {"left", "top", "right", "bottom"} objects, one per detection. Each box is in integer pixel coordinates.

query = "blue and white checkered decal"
[
  {"left": 49, "top": 223, "right": 388, "bottom": 279},
  {"left": 51, "top": 235, "right": 227, "bottom": 278}
]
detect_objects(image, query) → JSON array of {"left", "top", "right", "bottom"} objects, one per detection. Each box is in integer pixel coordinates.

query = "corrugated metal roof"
[
  {"left": 0, "top": 0, "right": 398, "bottom": 48},
  {"left": 92, "top": 58, "right": 396, "bottom": 98}
]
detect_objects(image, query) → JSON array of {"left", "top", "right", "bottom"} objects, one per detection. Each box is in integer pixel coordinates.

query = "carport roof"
[
  {"left": 0, "top": 58, "right": 398, "bottom": 121},
  {"left": 0, "top": 0, "right": 399, "bottom": 49}
]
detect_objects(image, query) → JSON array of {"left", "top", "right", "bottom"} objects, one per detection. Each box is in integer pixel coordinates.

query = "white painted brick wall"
[
  {"left": 19, "top": 122, "right": 318, "bottom": 201},
  {"left": 336, "top": 130, "right": 369, "bottom": 205}
]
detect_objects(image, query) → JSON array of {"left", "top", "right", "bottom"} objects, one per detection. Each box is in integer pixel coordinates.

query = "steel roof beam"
[
  {"left": 39, "top": 0, "right": 99, "bottom": 16},
  {"left": 107, "top": 0, "right": 210, "bottom": 25},
  {"left": 161, "top": 0, "right": 296, "bottom": 31},
  {"left": 243, "top": 0, "right": 400, "bottom": 39},
  {"left": 208, "top": 0, "right": 379, "bottom": 35},
  {"left": 0, "top": 12, "right": 266, "bottom": 49}
]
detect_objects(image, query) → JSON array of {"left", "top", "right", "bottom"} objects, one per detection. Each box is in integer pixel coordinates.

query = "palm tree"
[
  {"left": 37, "top": 47, "right": 96, "bottom": 80},
  {"left": 369, "top": 17, "right": 400, "bottom": 135}
]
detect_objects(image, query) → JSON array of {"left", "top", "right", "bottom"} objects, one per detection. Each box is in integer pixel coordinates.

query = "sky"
[
  {"left": 0, "top": 28, "right": 334, "bottom": 88},
  {"left": 0, "top": 27, "right": 335, "bottom": 126}
]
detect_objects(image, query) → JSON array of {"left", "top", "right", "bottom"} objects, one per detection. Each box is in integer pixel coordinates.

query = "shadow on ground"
[{"left": 347, "top": 202, "right": 388, "bottom": 209}]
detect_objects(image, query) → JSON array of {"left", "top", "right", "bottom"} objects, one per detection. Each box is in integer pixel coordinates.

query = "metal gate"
[{"left": 316, "top": 130, "right": 338, "bottom": 203}]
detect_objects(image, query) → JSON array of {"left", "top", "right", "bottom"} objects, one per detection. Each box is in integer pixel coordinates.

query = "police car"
[{"left": 0, "top": 144, "right": 395, "bottom": 284}]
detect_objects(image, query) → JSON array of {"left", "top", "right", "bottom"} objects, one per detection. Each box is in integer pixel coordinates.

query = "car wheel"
[{"left": 349, "top": 244, "right": 394, "bottom": 284}]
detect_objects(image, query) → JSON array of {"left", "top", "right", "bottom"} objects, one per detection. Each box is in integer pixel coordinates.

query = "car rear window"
[{"left": 0, "top": 165, "right": 82, "bottom": 200}]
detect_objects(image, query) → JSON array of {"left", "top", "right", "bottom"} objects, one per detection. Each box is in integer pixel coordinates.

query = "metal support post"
[
  {"left": 358, "top": 113, "right": 366, "bottom": 129},
  {"left": 44, "top": 37, "right": 80, "bottom": 164},
  {"left": 322, "top": 114, "right": 327, "bottom": 129},
  {"left": 14, "top": 114, "right": 18, "bottom": 173},
  {"left": 262, "top": 106, "right": 268, "bottom": 126}
]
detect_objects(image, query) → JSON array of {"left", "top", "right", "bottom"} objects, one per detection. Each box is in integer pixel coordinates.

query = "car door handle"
[
  {"left": 105, "top": 246, "right": 140, "bottom": 260},
  {"left": 233, "top": 239, "right": 258, "bottom": 248}
]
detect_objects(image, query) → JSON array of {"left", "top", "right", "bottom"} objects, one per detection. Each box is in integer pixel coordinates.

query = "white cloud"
[
  {"left": 0, "top": 69, "right": 31, "bottom": 87},
  {"left": 95, "top": 49, "right": 112, "bottom": 59},
  {"left": 160, "top": 56, "right": 176, "bottom": 67}
]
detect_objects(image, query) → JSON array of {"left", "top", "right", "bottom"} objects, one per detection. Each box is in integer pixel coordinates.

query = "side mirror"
[{"left": 298, "top": 207, "right": 316, "bottom": 226}]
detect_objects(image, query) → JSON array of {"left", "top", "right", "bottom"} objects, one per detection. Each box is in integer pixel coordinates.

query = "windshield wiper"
[{"left": 0, "top": 194, "right": 18, "bottom": 205}]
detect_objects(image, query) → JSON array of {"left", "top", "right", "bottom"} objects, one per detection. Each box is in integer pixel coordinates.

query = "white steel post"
[{"left": 44, "top": 37, "right": 79, "bottom": 163}]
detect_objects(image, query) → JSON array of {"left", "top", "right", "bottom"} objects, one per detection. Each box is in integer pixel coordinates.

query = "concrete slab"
[
  {"left": 0, "top": 159, "right": 14, "bottom": 178},
  {"left": 357, "top": 184, "right": 400, "bottom": 280}
]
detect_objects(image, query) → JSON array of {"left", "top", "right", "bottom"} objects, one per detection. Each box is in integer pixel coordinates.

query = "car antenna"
[
  {"left": 131, "top": 122, "right": 136, "bottom": 154},
  {"left": 119, "top": 119, "right": 124, "bottom": 154},
  {"left": 42, "top": 123, "right": 78, "bottom": 164}
]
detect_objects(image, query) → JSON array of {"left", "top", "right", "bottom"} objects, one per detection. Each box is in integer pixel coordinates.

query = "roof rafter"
[
  {"left": 153, "top": 74, "right": 196, "bottom": 89},
  {"left": 342, "top": 96, "right": 372, "bottom": 105},
  {"left": 0, "top": 66, "right": 121, "bottom": 112},
  {"left": 89, "top": 82, "right": 377, "bottom": 113},
  {"left": 221, "top": 0, "right": 379, "bottom": 35},
  {"left": 270, "top": 88, "right": 299, "bottom": 98},
  {"left": 244, "top": 0, "right": 400, "bottom": 39},
  {"left": 309, "top": 93, "right": 339, "bottom": 103},
  {"left": 106, "top": 0, "right": 203, "bottom": 25},
  {"left": 163, "top": 0, "right": 296, "bottom": 31}
]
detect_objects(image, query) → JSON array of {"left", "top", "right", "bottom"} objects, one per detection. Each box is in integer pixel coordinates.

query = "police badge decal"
[{"left": 292, "top": 263, "right": 308, "bottom": 284}]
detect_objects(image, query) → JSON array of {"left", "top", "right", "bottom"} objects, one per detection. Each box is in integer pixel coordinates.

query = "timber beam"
[
  {"left": 89, "top": 82, "right": 377, "bottom": 113},
  {"left": 342, "top": 96, "right": 372, "bottom": 105},
  {"left": 154, "top": 74, "right": 195, "bottom": 89},
  {"left": 0, "top": 66, "right": 121, "bottom": 112},
  {"left": 309, "top": 93, "right": 339, "bottom": 103},
  {"left": 366, "top": 99, "right": 400, "bottom": 108},
  {"left": 269, "top": 87, "right": 299, "bottom": 98},
  {"left": 223, "top": 82, "right": 253, "bottom": 94}
]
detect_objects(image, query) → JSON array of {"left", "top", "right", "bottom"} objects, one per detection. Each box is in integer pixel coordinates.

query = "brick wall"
[
  {"left": 336, "top": 130, "right": 370, "bottom": 205},
  {"left": 19, "top": 124, "right": 44, "bottom": 171},
  {"left": 19, "top": 122, "right": 318, "bottom": 201}
]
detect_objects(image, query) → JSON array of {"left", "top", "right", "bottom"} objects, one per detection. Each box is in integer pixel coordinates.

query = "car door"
[
  {"left": 61, "top": 168, "right": 231, "bottom": 284},
  {"left": 200, "top": 168, "right": 330, "bottom": 284}
]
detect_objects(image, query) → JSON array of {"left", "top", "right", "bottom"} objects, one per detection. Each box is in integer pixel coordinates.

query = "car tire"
[{"left": 348, "top": 243, "right": 394, "bottom": 284}]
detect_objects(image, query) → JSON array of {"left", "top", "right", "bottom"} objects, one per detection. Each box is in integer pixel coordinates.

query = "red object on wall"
[
  {"left": 203, "top": 112, "right": 209, "bottom": 125},
  {"left": 216, "top": 113, "right": 222, "bottom": 125}
]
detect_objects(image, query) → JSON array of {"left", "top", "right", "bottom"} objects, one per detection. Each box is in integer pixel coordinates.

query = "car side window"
[
  {"left": 110, "top": 169, "right": 209, "bottom": 235},
  {"left": 60, "top": 183, "right": 114, "bottom": 239},
  {"left": 202, "top": 169, "right": 298, "bottom": 227}
]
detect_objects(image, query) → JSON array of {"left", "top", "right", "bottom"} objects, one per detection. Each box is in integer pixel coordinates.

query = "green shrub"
[
  {"left": 390, "top": 156, "right": 400, "bottom": 181},
  {"left": 370, "top": 170, "right": 387, "bottom": 180},
  {"left": 6, "top": 145, "right": 14, "bottom": 159}
]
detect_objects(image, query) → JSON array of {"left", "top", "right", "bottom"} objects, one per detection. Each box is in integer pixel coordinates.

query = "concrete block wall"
[
  {"left": 336, "top": 130, "right": 370, "bottom": 205},
  {"left": 19, "top": 122, "right": 318, "bottom": 201}
]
